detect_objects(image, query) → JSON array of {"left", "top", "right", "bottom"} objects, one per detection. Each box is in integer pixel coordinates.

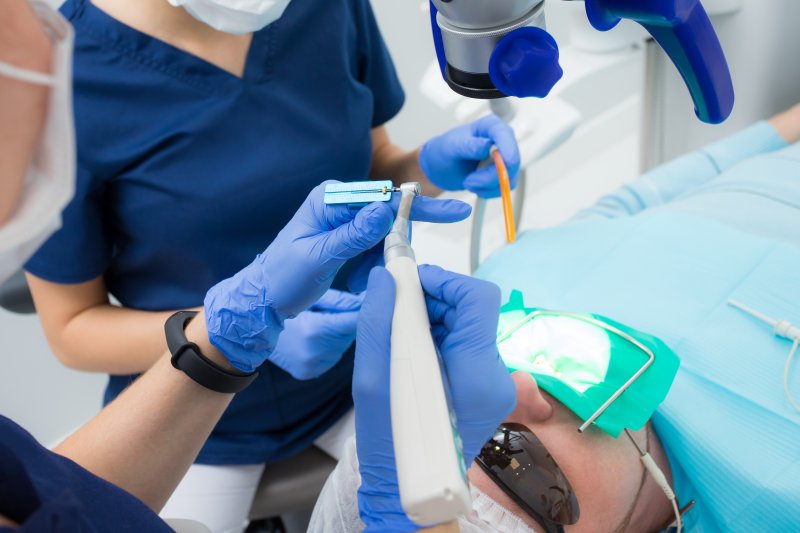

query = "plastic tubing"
[{"left": 492, "top": 148, "right": 516, "bottom": 243}]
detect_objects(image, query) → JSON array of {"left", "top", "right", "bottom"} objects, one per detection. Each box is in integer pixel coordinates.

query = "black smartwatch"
[{"left": 165, "top": 311, "right": 258, "bottom": 394}]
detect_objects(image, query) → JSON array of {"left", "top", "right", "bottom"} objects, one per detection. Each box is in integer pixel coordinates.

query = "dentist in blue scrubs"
[{"left": 21, "top": 0, "right": 521, "bottom": 530}]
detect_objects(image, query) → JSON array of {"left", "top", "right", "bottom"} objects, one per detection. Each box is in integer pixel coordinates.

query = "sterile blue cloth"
[
  {"left": 477, "top": 122, "right": 800, "bottom": 532},
  {"left": 0, "top": 416, "right": 171, "bottom": 532},
  {"left": 25, "top": 0, "right": 405, "bottom": 465},
  {"left": 572, "top": 121, "right": 799, "bottom": 246}
]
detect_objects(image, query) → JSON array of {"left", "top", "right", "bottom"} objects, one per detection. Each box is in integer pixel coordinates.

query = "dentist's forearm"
[
  {"left": 54, "top": 311, "right": 235, "bottom": 512},
  {"left": 420, "top": 521, "right": 459, "bottom": 532}
]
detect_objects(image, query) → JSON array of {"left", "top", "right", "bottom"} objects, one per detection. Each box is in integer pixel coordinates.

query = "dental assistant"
[
  {"left": 21, "top": 0, "right": 520, "bottom": 529},
  {"left": 0, "top": 6, "right": 482, "bottom": 530}
]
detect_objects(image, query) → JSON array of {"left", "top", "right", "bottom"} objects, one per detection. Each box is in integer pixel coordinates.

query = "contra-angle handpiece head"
[{"left": 384, "top": 182, "right": 421, "bottom": 263}]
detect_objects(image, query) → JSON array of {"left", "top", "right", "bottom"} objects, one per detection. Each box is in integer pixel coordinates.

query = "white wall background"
[
  {"left": 646, "top": 0, "right": 800, "bottom": 165},
  {"left": 2, "top": 0, "right": 798, "bottom": 446},
  {"left": 0, "top": 309, "right": 105, "bottom": 444}
]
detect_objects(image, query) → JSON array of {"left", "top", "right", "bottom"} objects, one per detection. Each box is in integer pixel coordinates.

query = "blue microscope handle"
[
  {"left": 585, "top": 0, "right": 734, "bottom": 124},
  {"left": 430, "top": 1, "right": 447, "bottom": 78}
]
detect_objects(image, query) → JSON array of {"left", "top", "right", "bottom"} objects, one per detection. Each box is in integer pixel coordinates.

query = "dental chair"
[
  {"left": 246, "top": 447, "right": 337, "bottom": 532},
  {"left": 0, "top": 269, "right": 36, "bottom": 314}
]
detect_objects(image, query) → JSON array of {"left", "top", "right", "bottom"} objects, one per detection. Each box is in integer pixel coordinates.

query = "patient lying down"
[
  {"left": 313, "top": 371, "right": 677, "bottom": 532},
  {"left": 310, "top": 104, "right": 800, "bottom": 532}
]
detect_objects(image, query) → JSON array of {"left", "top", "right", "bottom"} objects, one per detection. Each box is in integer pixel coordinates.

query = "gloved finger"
[
  {"left": 470, "top": 115, "right": 506, "bottom": 136},
  {"left": 425, "top": 296, "right": 453, "bottom": 330},
  {"left": 353, "top": 267, "right": 396, "bottom": 435},
  {"left": 315, "top": 308, "right": 361, "bottom": 338},
  {"left": 425, "top": 295, "right": 461, "bottom": 336},
  {"left": 312, "top": 289, "right": 365, "bottom": 312},
  {"left": 463, "top": 169, "right": 503, "bottom": 199},
  {"left": 470, "top": 115, "right": 522, "bottom": 180},
  {"left": 295, "top": 180, "right": 357, "bottom": 230},
  {"left": 320, "top": 202, "right": 396, "bottom": 262},
  {"left": 301, "top": 181, "right": 472, "bottom": 233},
  {"left": 464, "top": 165, "right": 520, "bottom": 193},
  {"left": 466, "top": 185, "right": 502, "bottom": 199},
  {"left": 386, "top": 194, "right": 472, "bottom": 224},
  {"left": 418, "top": 264, "right": 501, "bottom": 342},
  {"left": 447, "top": 136, "right": 494, "bottom": 162},
  {"left": 431, "top": 324, "right": 449, "bottom": 346},
  {"left": 347, "top": 246, "right": 384, "bottom": 293},
  {"left": 318, "top": 195, "right": 471, "bottom": 264},
  {"left": 345, "top": 210, "right": 421, "bottom": 294}
]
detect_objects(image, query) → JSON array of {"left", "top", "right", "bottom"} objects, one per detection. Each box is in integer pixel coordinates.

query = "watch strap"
[{"left": 166, "top": 311, "right": 258, "bottom": 394}]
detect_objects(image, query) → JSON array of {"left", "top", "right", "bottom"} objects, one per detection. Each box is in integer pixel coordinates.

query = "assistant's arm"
[
  {"left": 53, "top": 313, "right": 234, "bottom": 512},
  {"left": 370, "top": 115, "right": 521, "bottom": 199},
  {"left": 26, "top": 274, "right": 191, "bottom": 374},
  {"left": 0, "top": 0, "right": 52, "bottom": 224},
  {"left": 371, "top": 126, "right": 440, "bottom": 196},
  {"left": 572, "top": 116, "right": 791, "bottom": 222}
]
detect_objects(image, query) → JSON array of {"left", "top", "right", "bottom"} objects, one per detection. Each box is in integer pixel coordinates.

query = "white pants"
[{"left": 160, "top": 409, "right": 355, "bottom": 533}]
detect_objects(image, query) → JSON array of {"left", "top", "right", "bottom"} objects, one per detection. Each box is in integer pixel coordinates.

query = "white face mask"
[
  {"left": 0, "top": 2, "right": 76, "bottom": 285},
  {"left": 459, "top": 485, "right": 535, "bottom": 533},
  {"left": 167, "top": 0, "right": 292, "bottom": 35}
]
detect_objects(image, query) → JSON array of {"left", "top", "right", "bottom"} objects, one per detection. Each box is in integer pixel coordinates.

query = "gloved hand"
[
  {"left": 354, "top": 265, "right": 517, "bottom": 531},
  {"left": 205, "top": 181, "right": 471, "bottom": 373},
  {"left": 269, "top": 289, "right": 363, "bottom": 380},
  {"left": 419, "top": 114, "right": 521, "bottom": 199}
]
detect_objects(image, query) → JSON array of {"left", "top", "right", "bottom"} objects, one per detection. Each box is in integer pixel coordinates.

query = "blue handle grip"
[
  {"left": 585, "top": 0, "right": 734, "bottom": 124},
  {"left": 430, "top": 1, "right": 447, "bottom": 78}
]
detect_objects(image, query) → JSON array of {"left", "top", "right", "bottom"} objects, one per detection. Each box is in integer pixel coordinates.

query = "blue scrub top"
[
  {"left": 26, "top": 0, "right": 405, "bottom": 464},
  {"left": 0, "top": 416, "right": 170, "bottom": 532}
]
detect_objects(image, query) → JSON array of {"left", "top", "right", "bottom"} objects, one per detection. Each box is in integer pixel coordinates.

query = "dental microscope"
[{"left": 430, "top": 0, "right": 735, "bottom": 124}]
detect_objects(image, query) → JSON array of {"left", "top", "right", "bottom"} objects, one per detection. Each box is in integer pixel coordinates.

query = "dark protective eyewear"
[
  {"left": 476, "top": 423, "right": 579, "bottom": 533},
  {"left": 477, "top": 423, "right": 696, "bottom": 533}
]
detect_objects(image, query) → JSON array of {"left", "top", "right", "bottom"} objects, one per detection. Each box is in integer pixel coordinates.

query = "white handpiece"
[{"left": 384, "top": 183, "right": 472, "bottom": 526}]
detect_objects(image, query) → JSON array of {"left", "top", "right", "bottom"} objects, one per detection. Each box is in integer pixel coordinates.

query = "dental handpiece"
[{"left": 384, "top": 183, "right": 472, "bottom": 526}]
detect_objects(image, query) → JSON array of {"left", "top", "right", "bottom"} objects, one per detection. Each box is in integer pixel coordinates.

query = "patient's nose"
[{"left": 508, "top": 371, "right": 553, "bottom": 423}]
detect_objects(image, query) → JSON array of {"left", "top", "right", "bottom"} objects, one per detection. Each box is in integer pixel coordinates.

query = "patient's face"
[{"left": 468, "top": 372, "right": 670, "bottom": 532}]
